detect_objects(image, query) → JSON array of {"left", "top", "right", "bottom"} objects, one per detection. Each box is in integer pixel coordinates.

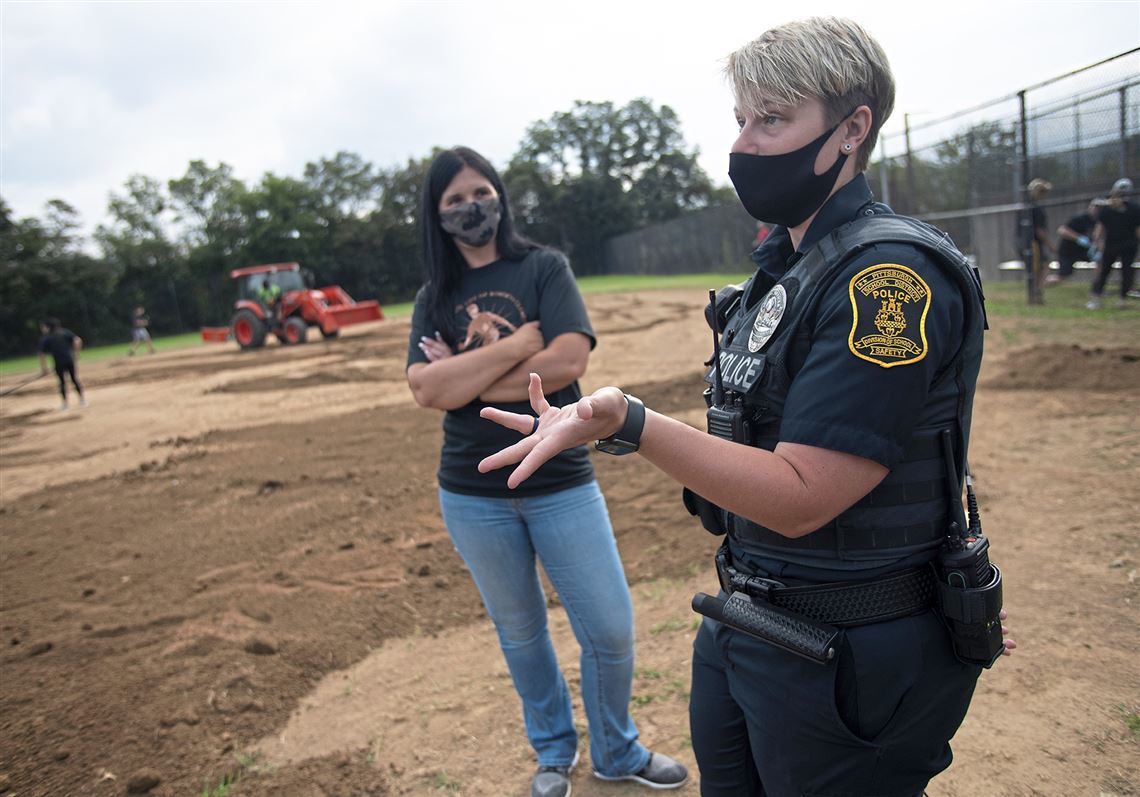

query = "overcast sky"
[{"left": 2, "top": 0, "right": 1138, "bottom": 236}]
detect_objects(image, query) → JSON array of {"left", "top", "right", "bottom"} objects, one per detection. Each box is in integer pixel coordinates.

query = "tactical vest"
[{"left": 695, "top": 210, "right": 986, "bottom": 573}]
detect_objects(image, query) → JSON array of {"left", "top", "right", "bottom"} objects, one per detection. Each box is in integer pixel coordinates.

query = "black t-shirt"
[
  {"left": 1058, "top": 212, "right": 1097, "bottom": 258},
  {"left": 407, "top": 248, "right": 597, "bottom": 497},
  {"left": 39, "top": 330, "right": 76, "bottom": 366},
  {"left": 1099, "top": 201, "right": 1140, "bottom": 248}
]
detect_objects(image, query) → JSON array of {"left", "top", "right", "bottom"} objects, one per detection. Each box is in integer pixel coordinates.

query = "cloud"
[{"left": 2, "top": 0, "right": 1138, "bottom": 232}]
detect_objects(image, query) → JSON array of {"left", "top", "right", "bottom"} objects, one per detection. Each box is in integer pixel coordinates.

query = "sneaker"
[
  {"left": 531, "top": 751, "right": 578, "bottom": 797},
  {"left": 58, "top": 402, "right": 69, "bottom": 412},
  {"left": 79, "top": 397, "right": 88, "bottom": 408},
  {"left": 593, "top": 752, "right": 688, "bottom": 790},
  {"left": 1086, "top": 297, "right": 1102, "bottom": 310}
]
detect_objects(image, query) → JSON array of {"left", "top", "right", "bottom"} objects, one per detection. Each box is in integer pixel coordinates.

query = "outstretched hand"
[{"left": 478, "top": 373, "right": 628, "bottom": 489}]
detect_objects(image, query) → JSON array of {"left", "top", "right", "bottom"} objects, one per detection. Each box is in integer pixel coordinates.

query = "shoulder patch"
[{"left": 847, "top": 263, "right": 931, "bottom": 368}]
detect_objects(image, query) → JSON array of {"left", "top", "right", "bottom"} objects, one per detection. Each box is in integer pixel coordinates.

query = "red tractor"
[{"left": 201, "top": 262, "right": 383, "bottom": 349}]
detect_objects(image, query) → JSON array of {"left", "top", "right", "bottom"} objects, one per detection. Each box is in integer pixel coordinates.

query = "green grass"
[
  {"left": 1119, "top": 704, "right": 1140, "bottom": 737},
  {"left": 576, "top": 272, "right": 751, "bottom": 294},
  {"left": 0, "top": 332, "right": 204, "bottom": 377},
  {"left": 5, "top": 272, "right": 1133, "bottom": 378}
]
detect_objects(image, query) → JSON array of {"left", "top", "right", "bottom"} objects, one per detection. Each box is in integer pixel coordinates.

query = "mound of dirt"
[{"left": 984, "top": 344, "right": 1140, "bottom": 390}]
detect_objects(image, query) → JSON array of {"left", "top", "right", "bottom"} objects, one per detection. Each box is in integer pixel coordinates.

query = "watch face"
[{"left": 595, "top": 437, "right": 639, "bottom": 456}]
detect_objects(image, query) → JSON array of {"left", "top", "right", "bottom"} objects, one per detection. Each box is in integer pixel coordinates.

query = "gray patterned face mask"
[{"left": 440, "top": 197, "right": 501, "bottom": 247}]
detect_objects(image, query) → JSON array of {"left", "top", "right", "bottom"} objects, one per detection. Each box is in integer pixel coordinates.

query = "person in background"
[
  {"left": 1049, "top": 199, "right": 1105, "bottom": 286},
  {"left": 256, "top": 277, "right": 282, "bottom": 324},
  {"left": 1087, "top": 177, "right": 1140, "bottom": 310},
  {"left": 405, "top": 147, "right": 688, "bottom": 797},
  {"left": 478, "top": 17, "right": 1015, "bottom": 797},
  {"left": 38, "top": 317, "right": 86, "bottom": 411},
  {"left": 753, "top": 221, "right": 771, "bottom": 247},
  {"left": 1021, "top": 177, "right": 1053, "bottom": 304},
  {"left": 127, "top": 305, "right": 156, "bottom": 355}
]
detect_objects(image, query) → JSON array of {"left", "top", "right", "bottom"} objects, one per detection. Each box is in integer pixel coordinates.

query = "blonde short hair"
[
  {"left": 1027, "top": 178, "right": 1052, "bottom": 199},
  {"left": 725, "top": 17, "right": 895, "bottom": 172}
]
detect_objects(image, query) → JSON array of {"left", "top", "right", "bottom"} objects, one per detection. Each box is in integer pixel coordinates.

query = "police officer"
[{"left": 478, "top": 17, "right": 1013, "bottom": 797}]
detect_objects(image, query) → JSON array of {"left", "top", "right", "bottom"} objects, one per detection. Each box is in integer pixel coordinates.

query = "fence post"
[
  {"left": 878, "top": 137, "right": 891, "bottom": 206},
  {"left": 1120, "top": 86, "right": 1128, "bottom": 177},
  {"left": 1071, "top": 97, "right": 1081, "bottom": 182},
  {"left": 967, "top": 129, "right": 978, "bottom": 207},
  {"left": 1018, "top": 90, "right": 1029, "bottom": 194},
  {"left": 904, "top": 113, "right": 917, "bottom": 214}
]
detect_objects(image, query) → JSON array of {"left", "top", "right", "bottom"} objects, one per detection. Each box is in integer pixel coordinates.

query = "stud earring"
[{"left": 842, "top": 143, "right": 852, "bottom": 152}]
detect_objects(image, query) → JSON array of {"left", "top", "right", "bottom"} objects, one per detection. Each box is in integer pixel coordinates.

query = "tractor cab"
[
  {"left": 201, "top": 262, "right": 383, "bottom": 350},
  {"left": 237, "top": 267, "right": 306, "bottom": 306}
]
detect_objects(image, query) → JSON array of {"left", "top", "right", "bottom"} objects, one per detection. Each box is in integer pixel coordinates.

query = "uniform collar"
[
  {"left": 797, "top": 173, "right": 875, "bottom": 254},
  {"left": 749, "top": 173, "right": 875, "bottom": 281}
]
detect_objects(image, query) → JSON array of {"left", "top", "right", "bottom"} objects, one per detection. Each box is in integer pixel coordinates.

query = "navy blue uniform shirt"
[{"left": 745, "top": 174, "right": 966, "bottom": 469}]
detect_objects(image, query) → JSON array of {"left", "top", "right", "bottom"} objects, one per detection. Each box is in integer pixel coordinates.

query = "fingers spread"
[
  {"left": 480, "top": 407, "right": 538, "bottom": 436},
  {"left": 478, "top": 436, "right": 535, "bottom": 473},
  {"left": 528, "top": 373, "right": 550, "bottom": 415}
]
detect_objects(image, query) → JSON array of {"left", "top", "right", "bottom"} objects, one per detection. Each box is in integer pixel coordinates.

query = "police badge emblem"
[
  {"left": 847, "top": 263, "right": 931, "bottom": 368},
  {"left": 748, "top": 284, "right": 787, "bottom": 352}
]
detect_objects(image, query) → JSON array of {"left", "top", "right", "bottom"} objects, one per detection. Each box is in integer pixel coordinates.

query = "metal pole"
[
  {"left": 1074, "top": 98, "right": 1082, "bottom": 183},
  {"left": 967, "top": 129, "right": 978, "bottom": 207},
  {"left": 1018, "top": 90, "right": 1029, "bottom": 193},
  {"left": 878, "top": 137, "right": 891, "bottom": 205},
  {"left": 904, "top": 113, "right": 918, "bottom": 214},
  {"left": 169, "top": 278, "right": 186, "bottom": 332},
  {"left": 1120, "top": 86, "right": 1128, "bottom": 177}
]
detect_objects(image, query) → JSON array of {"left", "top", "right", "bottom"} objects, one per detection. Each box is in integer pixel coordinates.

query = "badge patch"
[
  {"left": 847, "top": 264, "right": 931, "bottom": 368},
  {"left": 748, "top": 284, "right": 787, "bottom": 352}
]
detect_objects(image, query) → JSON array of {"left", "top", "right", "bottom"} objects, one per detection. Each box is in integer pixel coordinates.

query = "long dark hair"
[{"left": 420, "top": 146, "right": 537, "bottom": 339}]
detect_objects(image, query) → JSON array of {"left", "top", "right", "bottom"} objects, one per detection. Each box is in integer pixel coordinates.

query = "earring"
[{"left": 842, "top": 143, "right": 852, "bottom": 152}]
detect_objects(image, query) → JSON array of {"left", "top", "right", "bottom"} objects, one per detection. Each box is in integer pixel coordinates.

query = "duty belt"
[{"left": 715, "top": 545, "right": 936, "bottom": 628}]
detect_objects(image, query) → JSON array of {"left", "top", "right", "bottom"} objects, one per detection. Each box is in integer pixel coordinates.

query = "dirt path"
[{"left": 1, "top": 289, "right": 1137, "bottom": 797}]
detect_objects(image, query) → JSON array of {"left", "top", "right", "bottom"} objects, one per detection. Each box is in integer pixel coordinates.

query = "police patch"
[
  {"left": 748, "top": 284, "right": 786, "bottom": 352},
  {"left": 847, "top": 264, "right": 931, "bottom": 368}
]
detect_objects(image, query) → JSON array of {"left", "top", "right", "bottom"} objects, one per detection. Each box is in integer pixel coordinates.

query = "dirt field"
[{"left": 1, "top": 288, "right": 1138, "bottom": 797}]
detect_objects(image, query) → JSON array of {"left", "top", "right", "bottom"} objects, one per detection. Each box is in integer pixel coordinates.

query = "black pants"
[
  {"left": 1091, "top": 243, "right": 1138, "bottom": 297},
  {"left": 54, "top": 361, "right": 83, "bottom": 401},
  {"left": 690, "top": 604, "right": 979, "bottom": 797}
]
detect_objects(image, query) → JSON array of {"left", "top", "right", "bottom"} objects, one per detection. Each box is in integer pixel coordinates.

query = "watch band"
[{"left": 594, "top": 394, "right": 645, "bottom": 455}]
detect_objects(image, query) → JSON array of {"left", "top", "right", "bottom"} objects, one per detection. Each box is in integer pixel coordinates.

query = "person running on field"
[
  {"left": 38, "top": 317, "right": 86, "bottom": 410},
  {"left": 128, "top": 305, "right": 156, "bottom": 355}
]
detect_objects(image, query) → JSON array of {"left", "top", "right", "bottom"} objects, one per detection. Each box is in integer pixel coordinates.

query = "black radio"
[
  {"left": 707, "top": 398, "right": 750, "bottom": 443},
  {"left": 937, "top": 431, "right": 1005, "bottom": 668}
]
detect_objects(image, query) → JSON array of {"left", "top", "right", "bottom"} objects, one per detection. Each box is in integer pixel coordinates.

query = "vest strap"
[{"left": 731, "top": 515, "right": 947, "bottom": 552}]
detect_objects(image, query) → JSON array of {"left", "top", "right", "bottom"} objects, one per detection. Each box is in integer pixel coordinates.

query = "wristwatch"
[{"left": 594, "top": 395, "right": 645, "bottom": 456}]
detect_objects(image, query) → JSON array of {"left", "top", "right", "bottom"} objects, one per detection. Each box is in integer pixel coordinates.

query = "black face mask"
[
  {"left": 440, "top": 197, "right": 501, "bottom": 247},
  {"left": 728, "top": 121, "right": 848, "bottom": 229}
]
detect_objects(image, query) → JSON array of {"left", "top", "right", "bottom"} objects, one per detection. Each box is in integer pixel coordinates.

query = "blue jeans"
[{"left": 438, "top": 482, "right": 649, "bottom": 777}]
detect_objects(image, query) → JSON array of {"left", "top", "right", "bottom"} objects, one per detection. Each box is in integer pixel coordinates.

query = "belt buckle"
[{"left": 739, "top": 575, "right": 784, "bottom": 600}]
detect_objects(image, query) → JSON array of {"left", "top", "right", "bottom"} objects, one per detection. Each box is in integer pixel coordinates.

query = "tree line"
[{"left": 0, "top": 98, "right": 735, "bottom": 357}]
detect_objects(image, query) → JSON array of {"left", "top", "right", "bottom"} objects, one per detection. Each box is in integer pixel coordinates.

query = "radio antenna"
[{"left": 709, "top": 289, "right": 726, "bottom": 405}]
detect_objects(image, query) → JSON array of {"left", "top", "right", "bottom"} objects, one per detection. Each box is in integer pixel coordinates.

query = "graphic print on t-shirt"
[{"left": 454, "top": 290, "right": 528, "bottom": 351}]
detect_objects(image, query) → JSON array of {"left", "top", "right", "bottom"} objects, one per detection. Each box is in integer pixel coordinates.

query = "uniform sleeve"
[
  {"left": 779, "top": 244, "right": 966, "bottom": 468},
  {"left": 534, "top": 251, "right": 596, "bottom": 349},
  {"left": 406, "top": 286, "right": 432, "bottom": 368}
]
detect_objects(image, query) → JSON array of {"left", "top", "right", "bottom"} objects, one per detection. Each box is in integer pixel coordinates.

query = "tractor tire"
[
  {"left": 231, "top": 309, "right": 267, "bottom": 349},
  {"left": 320, "top": 328, "right": 340, "bottom": 340},
  {"left": 282, "top": 316, "right": 308, "bottom": 345}
]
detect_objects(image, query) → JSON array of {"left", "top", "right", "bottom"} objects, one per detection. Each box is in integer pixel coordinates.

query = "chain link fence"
[{"left": 869, "top": 48, "right": 1140, "bottom": 280}]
